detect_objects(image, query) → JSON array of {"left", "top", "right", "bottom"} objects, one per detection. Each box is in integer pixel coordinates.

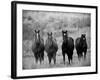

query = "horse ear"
[
  {"left": 81, "top": 34, "right": 85, "bottom": 36},
  {"left": 81, "top": 34, "right": 83, "bottom": 37},
  {"left": 66, "top": 30, "right": 68, "bottom": 33},
  {"left": 84, "top": 34, "right": 86, "bottom": 36},
  {"left": 34, "top": 30, "right": 36, "bottom": 33},
  {"left": 47, "top": 32, "right": 49, "bottom": 35},
  {"left": 35, "top": 30, "right": 39, "bottom": 33},
  {"left": 81, "top": 34, "right": 85, "bottom": 38},
  {"left": 62, "top": 30, "right": 64, "bottom": 33},
  {"left": 51, "top": 32, "right": 52, "bottom": 35}
]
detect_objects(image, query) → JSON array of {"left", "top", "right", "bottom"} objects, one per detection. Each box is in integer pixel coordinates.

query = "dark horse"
[
  {"left": 62, "top": 30, "right": 74, "bottom": 64},
  {"left": 32, "top": 30, "right": 44, "bottom": 64},
  {"left": 75, "top": 34, "right": 87, "bottom": 61},
  {"left": 45, "top": 32, "right": 58, "bottom": 64}
]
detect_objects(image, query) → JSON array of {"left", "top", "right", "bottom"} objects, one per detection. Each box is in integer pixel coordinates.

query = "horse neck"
[
  {"left": 35, "top": 34, "right": 41, "bottom": 45},
  {"left": 48, "top": 38, "right": 53, "bottom": 46},
  {"left": 63, "top": 36, "right": 68, "bottom": 43},
  {"left": 80, "top": 38, "right": 85, "bottom": 45}
]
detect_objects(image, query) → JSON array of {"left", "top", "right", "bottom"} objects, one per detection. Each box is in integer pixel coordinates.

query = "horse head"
[
  {"left": 34, "top": 29, "right": 40, "bottom": 45},
  {"left": 62, "top": 30, "right": 68, "bottom": 41},
  {"left": 81, "top": 34, "right": 86, "bottom": 41},
  {"left": 47, "top": 32, "right": 54, "bottom": 47},
  {"left": 47, "top": 32, "right": 53, "bottom": 40},
  {"left": 80, "top": 34, "right": 86, "bottom": 46}
]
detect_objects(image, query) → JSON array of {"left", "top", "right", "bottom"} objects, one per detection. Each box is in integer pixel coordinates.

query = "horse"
[
  {"left": 32, "top": 30, "right": 44, "bottom": 64},
  {"left": 75, "top": 34, "right": 87, "bottom": 61},
  {"left": 45, "top": 32, "right": 58, "bottom": 64},
  {"left": 62, "top": 30, "right": 74, "bottom": 64}
]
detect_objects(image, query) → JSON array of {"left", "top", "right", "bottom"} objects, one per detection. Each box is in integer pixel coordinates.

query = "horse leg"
[
  {"left": 81, "top": 52, "right": 83, "bottom": 57},
  {"left": 70, "top": 51, "right": 73, "bottom": 64},
  {"left": 35, "top": 54, "right": 38, "bottom": 64},
  {"left": 62, "top": 52, "right": 65, "bottom": 64},
  {"left": 80, "top": 51, "right": 84, "bottom": 61},
  {"left": 35, "top": 58, "right": 38, "bottom": 64},
  {"left": 53, "top": 53, "right": 56, "bottom": 64},
  {"left": 84, "top": 52, "right": 86, "bottom": 59},
  {"left": 68, "top": 53, "right": 71, "bottom": 64},
  {"left": 84, "top": 50, "right": 87, "bottom": 59},
  {"left": 42, "top": 52, "right": 44, "bottom": 64},
  {"left": 68, "top": 57, "right": 70, "bottom": 64},
  {"left": 77, "top": 51, "right": 80, "bottom": 61},
  {"left": 40, "top": 52, "right": 44, "bottom": 64},
  {"left": 78, "top": 50, "right": 83, "bottom": 61},
  {"left": 48, "top": 54, "right": 51, "bottom": 64},
  {"left": 42, "top": 52, "right": 44, "bottom": 61},
  {"left": 70, "top": 54, "right": 73, "bottom": 64},
  {"left": 40, "top": 57, "right": 42, "bottom": 64},
  {"left": 49, "top": 57, "right": 51, "bottom": 64}
]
